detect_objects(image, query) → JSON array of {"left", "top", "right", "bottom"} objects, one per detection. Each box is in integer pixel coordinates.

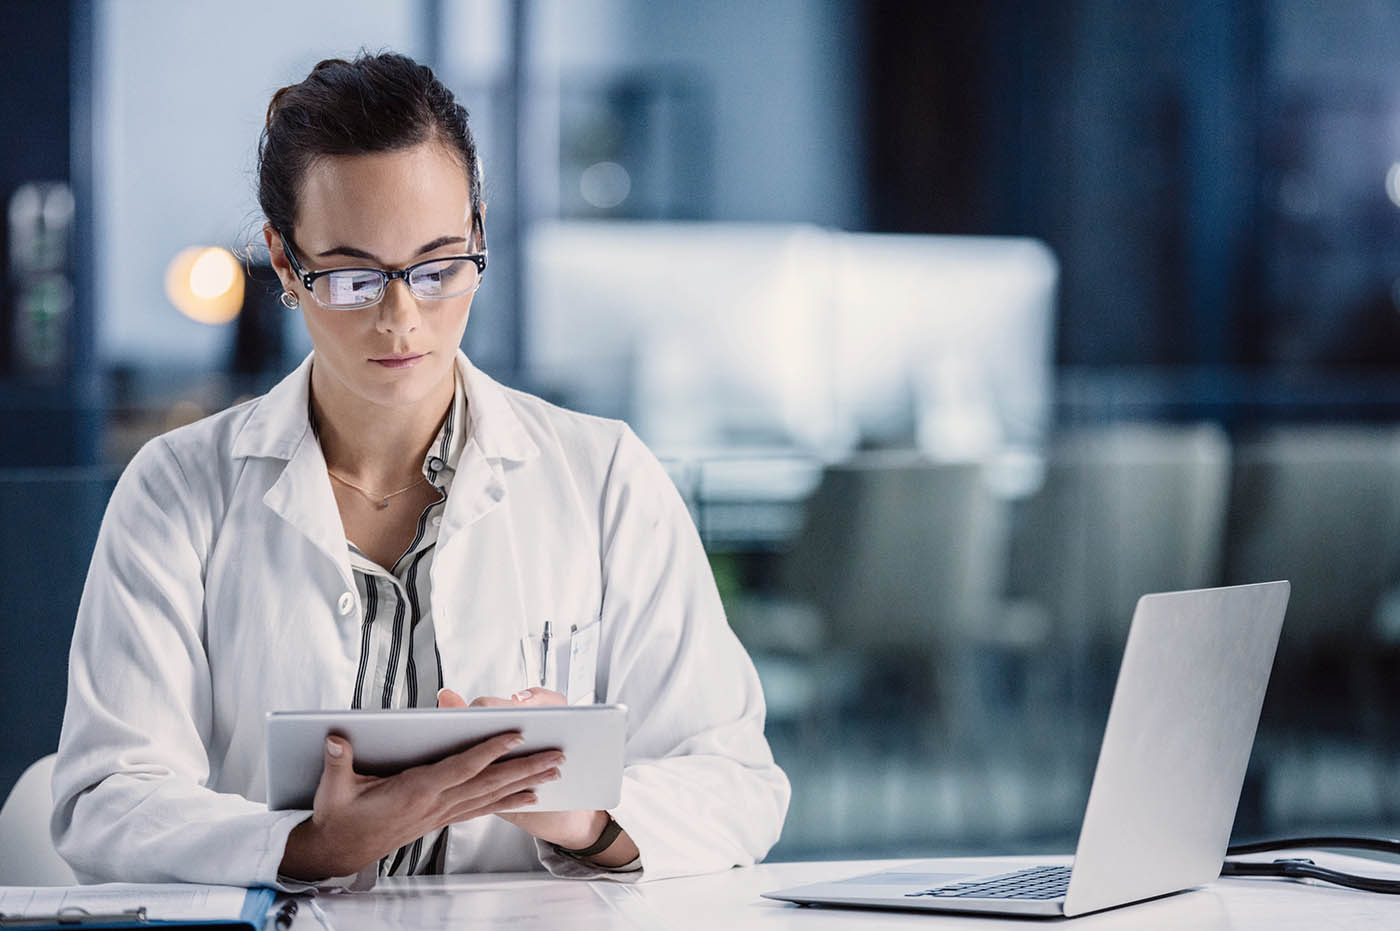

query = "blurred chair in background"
[
  {"left": 1224, "top": 425, "right": 1400, "bottom": 822},
  {"left": 1007, "top": 423, "right": 1232, "bottom": 754},
  {"left": 779, "top": 453, "right": 1034, "bottom": 772}
]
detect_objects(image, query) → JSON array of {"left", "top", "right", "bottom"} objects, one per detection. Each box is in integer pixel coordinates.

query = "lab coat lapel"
[
  {"left": 230, "top": 353, "right": 354, "bottom": 594},
  {"left": 432, "top": 353, "right": 541, "bottom": 697},
  {"left": 262, "top": 430, "right": 354, "bottom": 593},
  {"left": 435, "top": 351, "right": 540, "bottom": 550}
]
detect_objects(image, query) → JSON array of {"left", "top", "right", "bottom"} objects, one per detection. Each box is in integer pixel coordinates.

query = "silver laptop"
[{"left": 763, "top": 581, "right": 1290, "bottom": 918}]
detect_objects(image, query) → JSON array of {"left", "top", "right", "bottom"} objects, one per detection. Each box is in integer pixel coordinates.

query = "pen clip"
[{"left": 539, "top": 621, "right": 553, "bottom": 688}]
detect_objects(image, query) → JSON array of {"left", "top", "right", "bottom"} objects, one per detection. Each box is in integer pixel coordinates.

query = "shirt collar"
[{"left": 422, "top": 366, "right": 468, "bottom": 486}]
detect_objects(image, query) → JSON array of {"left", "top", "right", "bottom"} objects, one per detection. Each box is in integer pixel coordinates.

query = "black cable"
[
  {"left": 1221, "top": 836, "right": 1400, "bottom": 894},
  {"left": 1227, "top": 835, "right": 1400, "bottom": 858}
]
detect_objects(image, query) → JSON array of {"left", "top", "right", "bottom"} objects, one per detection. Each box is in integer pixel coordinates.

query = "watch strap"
[{"left": 560, "top": 813, "right": 623, "bottom": 858}]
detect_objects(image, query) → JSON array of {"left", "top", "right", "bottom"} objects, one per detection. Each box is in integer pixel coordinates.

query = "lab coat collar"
[
  {"left": 229, "top": 350, "right": 539, "bottom": 466},
  {"left": 454, "top": 351, "right": 540, "bottom": 466}
]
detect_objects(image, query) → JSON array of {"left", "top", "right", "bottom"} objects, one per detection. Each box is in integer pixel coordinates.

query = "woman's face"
[{"left": 267, "top": 141, "right": 477, "bottom": 416}]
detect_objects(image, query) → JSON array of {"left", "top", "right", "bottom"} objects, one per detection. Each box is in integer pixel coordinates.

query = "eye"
[
  {"left": 321, "top": 269, "right": 384, "bottom": 306},
  {"left": 409, "top": 259, "right": 478, "bottom": 297}
]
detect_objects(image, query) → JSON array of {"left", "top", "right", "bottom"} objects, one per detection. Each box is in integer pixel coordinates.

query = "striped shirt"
[
  {"left": 318, "top": 372, "right": 640, "bottom": 878},
  {"left": 339, "top": 373, "right": 467, "bottom": 876}
]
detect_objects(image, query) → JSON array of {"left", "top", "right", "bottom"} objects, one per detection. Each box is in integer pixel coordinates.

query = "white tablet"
[{"left": 265, "top": 705, "right": 627, "bottom": 812}]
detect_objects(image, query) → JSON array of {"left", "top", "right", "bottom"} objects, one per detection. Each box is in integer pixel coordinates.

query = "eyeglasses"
[{"left": 278, "top": 231, "right": 486, "bottom": 310}]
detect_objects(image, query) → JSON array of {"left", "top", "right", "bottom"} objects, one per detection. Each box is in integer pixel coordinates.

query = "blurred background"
[{"left": 4, "top": 0, "right": 1400, "bottom": 861}]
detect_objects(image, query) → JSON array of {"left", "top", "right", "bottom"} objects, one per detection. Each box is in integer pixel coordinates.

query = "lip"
[{"left": 370, "top": 352, "right": 427, "bottom": 369}]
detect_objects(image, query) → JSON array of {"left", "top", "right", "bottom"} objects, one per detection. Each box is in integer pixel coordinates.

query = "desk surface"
[{"left": 315, "top": 853, "right": 1400, "bottom": 929}]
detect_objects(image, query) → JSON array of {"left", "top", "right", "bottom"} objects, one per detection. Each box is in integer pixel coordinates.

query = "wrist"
[
  {"left": 280, "top": 816, "right": 357, "bottom": 881},
  {"left": 556, "top": 811, "right": 637, "bottom": 867},
  {"left": 551, "top": 810, "right": 611, "bottom": 852}
]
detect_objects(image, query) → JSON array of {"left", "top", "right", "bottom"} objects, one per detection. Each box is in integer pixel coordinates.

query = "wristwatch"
[{"left": 558, "top": 813, "right": 623, "bottom": 858}]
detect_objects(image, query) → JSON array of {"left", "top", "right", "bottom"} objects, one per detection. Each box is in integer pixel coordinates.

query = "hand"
[
  {"left": 278, "top": 725, "right": 564, "bottom": 881},
  {"left": 437, "top": 687, "right": 640, "bottom": 866}
]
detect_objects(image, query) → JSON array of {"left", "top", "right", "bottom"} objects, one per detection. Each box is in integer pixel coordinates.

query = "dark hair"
[{"left": 257, "top": 51, "right": 484, "bottom": 250}]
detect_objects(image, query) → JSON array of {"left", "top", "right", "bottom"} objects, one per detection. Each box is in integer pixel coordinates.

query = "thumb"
[
  {"left": 318, "top": 735, "right": 355, "bottom": 797},
  {"left": 437, "top": 687, "right": 469, "bottom": 709}
]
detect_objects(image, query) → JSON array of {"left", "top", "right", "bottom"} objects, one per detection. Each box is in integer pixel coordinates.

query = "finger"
[
  {"left": 444, "top": 754, "right": 562, "bottom": 809},
  {"left": 437, "top": 687, "right": 469, "bottom": 709},
  {"left": 425, "top": 731, "right": 525, "bottom": 783},
  {"left": 510, "top": 687, "right": 566, "bottom": 706},
  {"left": 314, "top": 735, "right": 356, "bottom": 807},
  {"left": 446, "top": 789, "right": 540, "bottom": 825},
  {"left": 469, "top": 695, "right": 514, "bottom": 708}
]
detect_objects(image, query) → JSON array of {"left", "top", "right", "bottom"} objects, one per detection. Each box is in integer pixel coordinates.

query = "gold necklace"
[{"left": 327, "top": 469, "right": 427, "bottom": 510}]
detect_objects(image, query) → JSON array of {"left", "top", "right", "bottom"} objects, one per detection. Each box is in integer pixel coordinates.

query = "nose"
[{"left": 374, "top": 278, "right": 420, "bottom": 335}]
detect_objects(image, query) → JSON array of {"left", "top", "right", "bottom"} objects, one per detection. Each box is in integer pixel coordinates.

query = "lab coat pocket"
[
  {"left": 523, "top": 620, "right": 600, "bottom": 704},
  {"left": 563, "top": 620, "right": 600, "bottom": 705}
]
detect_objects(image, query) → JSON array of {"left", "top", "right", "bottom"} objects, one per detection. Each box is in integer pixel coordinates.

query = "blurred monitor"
[{"left": 524, "top": 221, "right": 1057, "bottom": 460}]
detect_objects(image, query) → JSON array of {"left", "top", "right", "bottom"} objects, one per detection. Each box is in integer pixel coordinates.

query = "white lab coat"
[{"left": 51, "top": 351, "right": 790, "bottom": 887}]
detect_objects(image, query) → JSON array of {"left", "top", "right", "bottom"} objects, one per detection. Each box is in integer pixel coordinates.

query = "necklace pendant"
[{"left": 377, "top": 497, "right": 390, "bottom": 510}]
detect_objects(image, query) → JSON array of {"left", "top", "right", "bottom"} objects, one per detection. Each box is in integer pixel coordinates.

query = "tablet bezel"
[{"left": 265, "top": 705, "right": 627, "bottom": 812}]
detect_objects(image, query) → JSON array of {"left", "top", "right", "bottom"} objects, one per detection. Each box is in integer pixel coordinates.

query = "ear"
[
  {"left": 263, "top": 222, "right": 297, "bottom": 291},
  {"left": 469, "top": 201, "right": 488, "bottom": 253}
]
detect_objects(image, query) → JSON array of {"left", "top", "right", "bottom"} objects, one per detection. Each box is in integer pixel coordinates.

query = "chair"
[
  {"left": 783, "top": 451, "right": 1011, "bottom": 650},
  {"left": 1224, "top": 426, "right": 1400, "bottom": 651},
  {"left": 1005, "top": 422, "right": 1232, "bottom": 772},
  {"left": 0, "top": 753, "right": 76, "bottom": 884},
  {"left": 780, "top": 453, "right": 1021, "bottom": 740},
  {"left": 1222, "top": 425, "right": 1400, "bottom": 821},
  {"left": 1008, "top": 423, "right": 1231, "bottom": 658}
]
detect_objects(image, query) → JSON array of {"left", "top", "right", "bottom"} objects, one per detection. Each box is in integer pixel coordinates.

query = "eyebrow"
[{"left": 315, "top": 235, "right": 467, "bottom": 263}]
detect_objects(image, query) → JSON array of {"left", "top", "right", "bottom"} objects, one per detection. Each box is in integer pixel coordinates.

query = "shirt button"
[
  {"left": 337, "top": 592, "right": 355, "bottom": 615},
  {"left": 428, "top": 456, "right": 446, "bottom": 471},
  {"left": 431, "top": 516, "right": 443, "bottom": 527}
]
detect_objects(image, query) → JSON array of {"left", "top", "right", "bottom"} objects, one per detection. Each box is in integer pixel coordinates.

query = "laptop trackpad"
[{"left": 836, "top": 871, "right": 976, "bottom": 886}]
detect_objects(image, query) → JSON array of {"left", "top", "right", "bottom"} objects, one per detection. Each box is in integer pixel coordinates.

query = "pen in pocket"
[{"left": 540, "top": 621, "right": 552, "bottom": 687}]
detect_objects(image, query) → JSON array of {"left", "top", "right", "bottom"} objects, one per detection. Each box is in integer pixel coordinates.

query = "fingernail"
[
  {"left": 507, "top": 736, "right": 525, "bottom": 749},
  {"left": 544, "top": 769, "right": 561, "bottom": 782},
  {"left": 325, "top": 737, "right": 342, "bottom": 757},
  {"left": 511, "top": 690, "right": 533, "bottom": 702}
]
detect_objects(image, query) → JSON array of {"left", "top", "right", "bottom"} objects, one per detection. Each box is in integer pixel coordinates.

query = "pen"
[
  {"left": 0, "top": 907, "right": 147, "bottom": 928},
  {"left": 274, "top": 899, "right": 298, "bottom": 930},
  {"left": 540, "top": 621, "right": 552, "bottom": 687},
  {"left": 306, "top": 897, "right": 336, "bottom": 931}
]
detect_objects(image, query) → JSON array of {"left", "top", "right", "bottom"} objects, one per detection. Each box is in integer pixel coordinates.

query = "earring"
[{"left": 280, "top": 290, "right": 299, "bottom": 309}]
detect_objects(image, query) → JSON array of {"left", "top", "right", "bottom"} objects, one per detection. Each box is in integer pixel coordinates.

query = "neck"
[{"left": 309, "top": 361, "right": 454, "bottom": 488}]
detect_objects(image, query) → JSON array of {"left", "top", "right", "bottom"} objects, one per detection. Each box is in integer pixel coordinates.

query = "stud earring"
[{"left": 280, "top": 290, "right": 300, "bottom": 309}]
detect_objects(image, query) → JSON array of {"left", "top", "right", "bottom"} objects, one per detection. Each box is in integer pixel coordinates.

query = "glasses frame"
[{"left": 277, "top": 230, "right": 487, "bottom": 310}]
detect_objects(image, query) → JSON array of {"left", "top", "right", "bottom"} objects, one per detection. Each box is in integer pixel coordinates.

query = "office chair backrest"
[
  {"left": 783, "top": 452, "right": 1008, "bottom": 649},
  {"left": 0, "top": 753, "right": 77, "bottom": 885},
  {"left": 1008, "top": 422, "right": 1232, "bottom": 646},
  {"left": 1224, "top": 425, "right": 1400, "bottom": 650}
]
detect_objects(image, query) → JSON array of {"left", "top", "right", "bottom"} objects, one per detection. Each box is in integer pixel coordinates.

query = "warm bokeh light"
[{"left": 164, "top": 246, "right": 244, "bottom": 324}]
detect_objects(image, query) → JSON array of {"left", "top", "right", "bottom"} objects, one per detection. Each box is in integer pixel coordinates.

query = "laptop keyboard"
[{"left": 906, "top": 865, "right": 1071, "bottom": 900}]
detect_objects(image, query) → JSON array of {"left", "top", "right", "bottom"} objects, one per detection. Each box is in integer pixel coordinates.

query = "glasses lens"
[
  {"left": 316, "top": 269, "right": 385, "bottom": 308},
  {"left": 408, "top": 258, "right": 480, "bottom": 299}
]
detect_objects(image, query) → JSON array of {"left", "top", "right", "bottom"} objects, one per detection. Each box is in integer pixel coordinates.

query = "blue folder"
[{"left": 0, "top": 886, "right": 275, "bottom": 930}]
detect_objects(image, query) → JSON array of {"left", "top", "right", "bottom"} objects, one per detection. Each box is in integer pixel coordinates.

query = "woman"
[{"left": 50, "top": 52, "right": 789, "bottom": 888}]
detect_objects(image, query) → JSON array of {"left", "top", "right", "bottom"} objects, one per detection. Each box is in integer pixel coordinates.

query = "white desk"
[{"left": 315, "top": 854, "right": 1400, "bottom": 929}]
